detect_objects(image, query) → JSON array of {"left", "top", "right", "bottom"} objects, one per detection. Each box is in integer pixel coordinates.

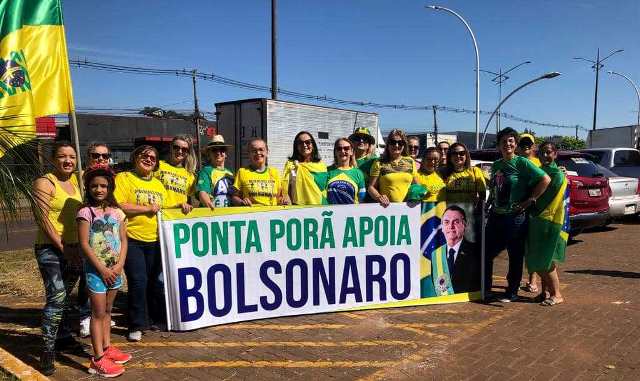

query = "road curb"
[{"left": 0, "top": 345, "right": 49, "bottom": 381}]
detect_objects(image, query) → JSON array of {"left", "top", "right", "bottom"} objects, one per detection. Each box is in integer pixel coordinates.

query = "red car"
[{"left": 470, "top": 150, "right": 610, "bottom": 236}]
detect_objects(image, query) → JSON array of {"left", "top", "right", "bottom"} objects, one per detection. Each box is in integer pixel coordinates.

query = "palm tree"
[{"left": 0, "top": 114, "right": 45, "bottom": 234}]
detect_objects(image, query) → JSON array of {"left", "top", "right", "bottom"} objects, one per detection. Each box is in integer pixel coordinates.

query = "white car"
[{"left": 595, "top": 164, "right": 640, "bottom": 218}]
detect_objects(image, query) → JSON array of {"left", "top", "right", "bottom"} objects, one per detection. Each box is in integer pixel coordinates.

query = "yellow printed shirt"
[
  {"left": 528, "top": 156, "right": 542, "bottom": 167},
  {"left": 154, "top": 160, "right": 195, "bottom": 207},
  {"left": 444, "top": 166, "right": 487, "bottom": 204},
  {"left": 416, "top": 170, "right": 446, "bottom": 202},
  {"left": 282, "top": 160, "right": 328, "bottom": 205},
  {"left": 232, "top": 166, "right": 282, "bottom": 206},
  {"left": 370, "top": 156, "right": 417, "bottom": 202},
  {"left": 114, "top": 171, "right": 167, "bottom": 242}
]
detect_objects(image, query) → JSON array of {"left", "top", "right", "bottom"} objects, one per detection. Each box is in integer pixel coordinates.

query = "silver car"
[
  {"left": 595, "top": 164, "right": 640, "bottom": 218},
  {"left": 580, "top": 148, "right": 640, "bottom": 178}
]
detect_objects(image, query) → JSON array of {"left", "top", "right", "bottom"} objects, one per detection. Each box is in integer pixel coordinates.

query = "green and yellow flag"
[
  {"left": 526, "top": 162, "right": 570, "bottom": 273},
  {"left": 0, "top": 0, "right": 74, "bottom": 153}
]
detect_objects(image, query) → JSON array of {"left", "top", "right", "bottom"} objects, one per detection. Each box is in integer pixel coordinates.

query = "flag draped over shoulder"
[
  {"left": 0, "top": 0, "right": 74, "bottom": 154},
  {"left": 526, "top": 162, "right": 569, "bottom": 273}
]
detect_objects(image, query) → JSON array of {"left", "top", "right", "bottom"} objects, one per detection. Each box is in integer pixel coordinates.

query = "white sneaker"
[
  {"left": 127, "top": 330, "right": 142, "bottom": 342},
  {"left": 110, "top": 320, "right": 116, "bottom": 328},
  {"left": 79, "top": 317, "right": 91, "bottom": 338}
]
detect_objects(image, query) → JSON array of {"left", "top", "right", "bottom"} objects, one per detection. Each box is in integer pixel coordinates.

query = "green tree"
[{"left": 558, "top": 136, "right": 586, "bottom": 150}]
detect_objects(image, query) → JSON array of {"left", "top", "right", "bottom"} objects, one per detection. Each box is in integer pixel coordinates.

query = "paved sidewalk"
[{"left": 0, "top": 221, "right": 638, "bottom": 380}]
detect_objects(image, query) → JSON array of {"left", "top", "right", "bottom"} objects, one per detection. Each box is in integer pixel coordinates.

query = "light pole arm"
[
  {"left": 481, "top": 72, "right": 561, "bottom": 148},
  {"left": 427, "top": 5, "right": 480, "bottom": 148},
  {"left": 608, "top": 71, "right": 640, "bottom": 127}
]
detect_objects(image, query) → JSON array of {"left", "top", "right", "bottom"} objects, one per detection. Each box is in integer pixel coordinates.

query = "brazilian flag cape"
[
  {"left": 0, "top": 0, "right": 74, "bottom": 155},
  {"left": 282, "top": 160, "right": 328, "bottom": 205},
  {"left": 526, "top": 162, "right": 569, "bottom": 273}
]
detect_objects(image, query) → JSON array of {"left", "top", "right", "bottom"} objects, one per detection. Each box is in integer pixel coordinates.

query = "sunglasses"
[
  {"left": 452, "top": 150, "right": 467, "bottom": 157},
  {"left": 297, "top": 139, "right": 313, "bottom": 147},
  {"left": 336, "top": 146, "right": 352, "bottom": 152},
  {"left": 424, "top": 157, "right": 440, "bottom": 162},
  {"left": 351, "top": 137, "right": 368, "bottom": 143},
  {"left": 389, "top": 139, "right": 405, "bottom": 147},
  {"left": 89, "top": 152, "right": 110, "bottom": 160},
  {"left": 409, "top": 145, "right": 419, "bottom": 150},
  {"left": 139, "top": 153, "right": 157, "bottom": 163},
  {"left": 173, "top": 145, "right": 190, "bottom": 153}
]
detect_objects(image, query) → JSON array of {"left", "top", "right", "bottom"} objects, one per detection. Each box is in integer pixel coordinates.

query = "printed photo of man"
[{"left": 440, "top": 205, "right": 481, "bottom": 293}]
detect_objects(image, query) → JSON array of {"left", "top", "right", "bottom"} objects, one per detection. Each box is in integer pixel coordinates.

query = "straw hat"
[{"left": 206, "top": 135, "right": 232, "bottom": 150}]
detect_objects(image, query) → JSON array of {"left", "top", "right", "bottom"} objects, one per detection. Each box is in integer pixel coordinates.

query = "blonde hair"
[
  {"left": 171, "top": 135, "right": 197, "bottom": 173},
  {"left": 333, "top": 138, "right": 357, "bottom": 167}
]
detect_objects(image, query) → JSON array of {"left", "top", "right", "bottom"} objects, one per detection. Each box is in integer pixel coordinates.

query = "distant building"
[
  {"left": 54, "top": 113, "right": 216, "bottom": 164},
  {"left": 404, "top": 131, "right": 497, "bottom": 152}
]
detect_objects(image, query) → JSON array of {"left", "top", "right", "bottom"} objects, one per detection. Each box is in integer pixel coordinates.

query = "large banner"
[{"left": 160, "top": 202, "right": 482, "bottom": 331}]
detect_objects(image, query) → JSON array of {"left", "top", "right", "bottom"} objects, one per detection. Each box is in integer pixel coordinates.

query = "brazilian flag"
[
  {"left": 0, "top": 0, "right": 75, "bottom": 155},
  {"left": 526, "top": 162, "right": 569, "bottom": 273}
]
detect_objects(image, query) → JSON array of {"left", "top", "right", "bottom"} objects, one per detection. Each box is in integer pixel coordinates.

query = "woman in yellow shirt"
[
  {"left": 154, "top": 135, "right": 196, "bottom": 213},
  {"left": 114, "top": 145, "right": 167, "bottom": 342},
  {"left": 33, "top": 142, "right": 84, "bottom": 374},
  {"left": 282, "top": 131, "right": 327, "bottom": 205},
  {"left": 231, "top": 138, "right": 288, "bottom": 207},
  {"left": 368, "top": 129, "right": 419, "bottom": 206},
  {"left": 416, "top": 147, "right": 446, "bottom": 202}
]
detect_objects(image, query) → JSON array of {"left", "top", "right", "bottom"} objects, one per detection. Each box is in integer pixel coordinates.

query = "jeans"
[
  {"left": 35, "top": 245, "right": 81, "bottom": 352},
  {"left": 124, "top": 239, "right": 165, "bottom": 331},
  {"left": 484, "top": 211, "right": 528, "bottom": 296}
]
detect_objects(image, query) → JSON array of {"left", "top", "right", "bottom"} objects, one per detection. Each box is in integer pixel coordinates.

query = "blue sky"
[{"left": 63, "top": 0, "right": 640, "bottom": 140}]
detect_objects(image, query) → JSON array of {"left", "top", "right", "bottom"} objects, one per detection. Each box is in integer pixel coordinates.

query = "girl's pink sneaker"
[
  {"left": 104, "top": 346, "right": 132, "bottom": 364},
  {"left": 88, "top": 356, "right": 124, "bottom": 378}
]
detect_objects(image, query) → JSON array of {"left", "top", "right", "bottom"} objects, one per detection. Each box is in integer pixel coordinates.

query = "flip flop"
[
  {"left": 521, "top": 283, "right": 539, "bottom": 293},
  {"left": 540, "top": 297, "right": 564, "bottom": 306}
]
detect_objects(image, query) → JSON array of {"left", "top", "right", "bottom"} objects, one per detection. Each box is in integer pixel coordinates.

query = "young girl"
[{"left": 77, "top": 166, "right": 131, "bottom": 377}]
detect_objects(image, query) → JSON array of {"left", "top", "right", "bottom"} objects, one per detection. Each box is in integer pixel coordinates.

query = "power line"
[{"left": 69, "top": 58, "right": 585, "bottom": 132}]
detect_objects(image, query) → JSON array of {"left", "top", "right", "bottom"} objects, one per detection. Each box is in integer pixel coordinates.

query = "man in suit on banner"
[{"left": 440, "top": 205, "right": 481, "bottom": 293}]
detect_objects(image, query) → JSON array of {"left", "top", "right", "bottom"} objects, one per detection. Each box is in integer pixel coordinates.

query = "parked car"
[
  {"left": 579, "top": 148, "right": 640, "bottom": 178},
  {"left": 590, "top": 163, "right": 640, "bottom": 219},
  {"left": 469, "top": 150, "right": 610, "bottom": 235}
]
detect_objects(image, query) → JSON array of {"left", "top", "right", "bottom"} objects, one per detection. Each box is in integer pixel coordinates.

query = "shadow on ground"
[{"left": 566, "top": 269, "right": 640, "bottom": 279}]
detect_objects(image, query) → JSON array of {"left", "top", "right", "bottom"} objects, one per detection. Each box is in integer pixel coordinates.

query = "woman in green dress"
[{"left": 526, "top": 141, "right": 568, "bottom": 306}]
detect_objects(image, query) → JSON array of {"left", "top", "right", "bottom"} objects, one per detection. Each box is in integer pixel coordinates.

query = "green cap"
[
  {"left": 349, "top": 127, "right": 375, "bottom": 145},
  {"left": 405, "top": 183, "right": 427, "bottom": 202}
]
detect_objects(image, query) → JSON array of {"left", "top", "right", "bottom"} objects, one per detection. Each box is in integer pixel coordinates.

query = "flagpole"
[{"left": 69, "top": 110, "right": 84, "bottom": 194}]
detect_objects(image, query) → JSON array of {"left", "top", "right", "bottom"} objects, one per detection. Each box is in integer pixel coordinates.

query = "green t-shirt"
[
  {"left": 490, "top": 155, "right": 546, "bottom": 214},
  {"left": 196, "top": 166, "right": 234, "bottom": 207},
  {"left": 356, "top": 154, "right": 378, "bottom": 179},
  {"left": 326, "top": 165, "right": 366, "bottom": 204}
]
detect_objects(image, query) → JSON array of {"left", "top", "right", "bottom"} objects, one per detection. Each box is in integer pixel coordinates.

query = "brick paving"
[{"left": 0, "top": 220, "right": 638, "bottom": 380}]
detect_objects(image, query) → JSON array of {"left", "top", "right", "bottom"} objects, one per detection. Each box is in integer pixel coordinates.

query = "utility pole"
[
  {"left": 433, "top": 106, "right": 438, "bottom": 145},
  {"left": 271, "top": 0, "right": 278, "bottom": 99},
  {"left": 574, "top": 48, "right": 623, "bottom": 131},
  {"left": 575, "top": 125, "right": 578, "bottom": 139},
  {"left": 592, "top": 48, "right": 600, "bottom": 131},
  {"left": 192, "top": 70, "right": 202, "bottom": 168}
]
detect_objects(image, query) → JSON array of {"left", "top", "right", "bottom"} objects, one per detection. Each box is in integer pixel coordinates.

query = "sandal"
[
  {"left": 540, "top": 297, "right": 564, "bottom": 306},
  {"left": 521, "top": 283, "right": 539, "bottom": 293},
  {"left": 533, "top": 293, "right": 548, "bottom": 303}
]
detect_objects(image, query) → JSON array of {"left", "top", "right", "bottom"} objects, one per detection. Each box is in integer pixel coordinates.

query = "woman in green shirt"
[
  {"left": 485, "top": 128, "right": 550, "bottom": 302},
  {"left": 326, "top": 138, "right": 366, "bottom": 204}
]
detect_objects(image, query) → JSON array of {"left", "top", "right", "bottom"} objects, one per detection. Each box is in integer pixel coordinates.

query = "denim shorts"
[{"left": 84, "top": 261, "right": 122, "bottom": 293}]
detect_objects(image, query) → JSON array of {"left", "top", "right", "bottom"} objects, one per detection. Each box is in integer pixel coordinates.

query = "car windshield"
[
  {"left": 584, "top": 150, "right": 605, "bottom": 164},
  {"left": 557, "top": 157, "right": 604, "bottom": 177},
  {"left": 594, "top": 163, "right": 618, "bottom": 178}
]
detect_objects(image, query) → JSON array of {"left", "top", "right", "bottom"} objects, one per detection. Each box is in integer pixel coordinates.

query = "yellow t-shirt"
[
  {"left": 528, "top": 156, "right": 542, "bottom": 167},
  {"left": 416, "top": 170, "right": 446, "bottom": 202},
  {"left": 370, "top": 156, "right": 417, "bottom": 202},
  {"left": 444, "top": 166, "right": 487, "bottom": 204},
  {"left": 114, "top": 171, "right": 167, "bottom": 242},
  {"left": 232, "top": 166, "right": 281, "bottom": 206},
  {"left": 36, "top": 173, "right": 83, "bottom": 245},
  {"left": 282, "top": 160, "right": 327, "bottom": 205},
  {"left": 154, "top": 160, "right": 195, "bottom": 207}
]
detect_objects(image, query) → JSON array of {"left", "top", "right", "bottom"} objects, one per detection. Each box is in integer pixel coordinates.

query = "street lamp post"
[
  {"left": 480, "top": 60, "right": 532, "bottom": 134},
  {"left": 481, "top": 72, "right": 561, "bottom": 148},
  {"left": 574, "top": 48, "right": 624, "bottom": 131},
  {"left": 608, "top": 70, "right": 640, "bottom": 149},
  {"left": 426, "top": 5, "right": 480, "bottom": 149}
]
